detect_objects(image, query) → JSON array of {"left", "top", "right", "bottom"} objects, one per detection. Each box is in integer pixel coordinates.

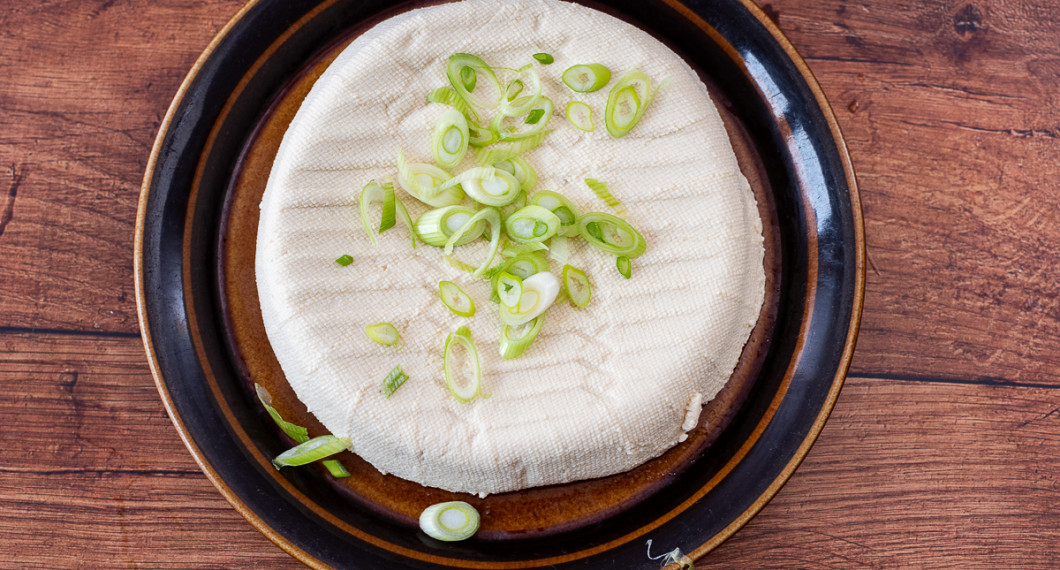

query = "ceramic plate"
[{"left": 135, "top": 0, "right": 864, "bottom": 567}]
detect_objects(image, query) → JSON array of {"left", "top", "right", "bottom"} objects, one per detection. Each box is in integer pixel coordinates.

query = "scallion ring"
[
  {"left": 447, "top": 53, "right": 501, "bottom": 111},
  {"left": 562, "top": 264, "right": 592, "bottom": 308},
  {"left": 439, "top": 280, "right": 476, "bottom": 317},
  {"left": 359, "top": 181, "right": 416, "bottom": 248},
  {"left": 365, "top": 323, "right": 401, "bottom": 346},
  {"left": 468, "top": 122, "right": 498, "bottom": 147},
  {"left": 381, "top": 365, "right": 409, "bottom": 398},
  {"left": 487, "top": 252, "right": 548, "bottom": 303},
  {"left": 584, "top": 177, "right": 626, "bottom": 215},
  {"left": 532, "top": 52, "right": 554, "bottom": 65},
  {"left": 443, "top": 326, "right": 484, "bottom": 402},
  {"left": 505, "top": 204, "right": 561, "bottom": 244},
  {"left": 415, "top": 205, "right": 484, "bottom": 247},
  {"left": 498, "top": 66, "right": 542, "bottom": 117},
  {"left": 498, "top": 271, "right": 561, "bottom": 326},
  {"left": 577, "top": 212, "right": 647, "bottom": 258},
  {"left": 419, "top": 501, "right": 480, "bottom": 542},
  {"left": 495, "top": 272, "right": 523, "bottom": 308},
  {"left": 448, "top": 166, "right": 522, "bottom": 207},
  {"left": 427, "top": 86, "right": 477, "bottom": 122},
  {"left": 565, "top": 100, "right": 594, "bottom": 131},
  {"left": 499, "top": 314, "right": 545, "bottom": 359},
  {"left": 396, "top": 151, "right": 463, "bottom": 207},
  {"left": 529, "top": 190, "right": 580, "bottom": 236},
  {"left": 616, "top": 255, "right": 632, "bottom": 279},
  {"left": 256, "top": 386, "right": 349, "bottom": 477},
  {"left": 444, "top": 207, "right": 502, "bottom": 278},
  {"left": 432, "top": 108, "right": 469, "bottom": 168},
  {"left": 272, "top": 435, "right": 350, "bottom": 470},
  {"left": 562, "top": 63, "right": 611, "bottom": 93},
  {"left": 491, "top": 96, "right": 553, "bottom": 141},
  {"left": 605, "top": 70, "right": 661, "bottom": 138}
]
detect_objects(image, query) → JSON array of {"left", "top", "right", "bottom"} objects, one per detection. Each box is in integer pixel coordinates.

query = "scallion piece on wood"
[
  {"left": 359, "top": 181, "right": 416, "bottom": 248},
  {"left": 584, "top": 178, "right": 626, "bottom": 215},
  {"left": 605, "top": 70, "right": 660, "bottom": 138},
  {"left": 447, "top": 53, "right": 501, "bottom": 111},
  {"left": 616, "top": 256, "right": 632, "bottom": 279},
  {"left": 432, "top": 108, "right": 469, "bottom": 168},
  {"left": 499, "top": 314, "right": 545, "bottom": 359},
  {"left": 382, "top": 365, "right": 409, "bottom": 398},
  {"left": 419, "top": 501, "right": 480, "bottom": 542},
  {"left": 498, "top": 271, "right": 561, "bottom": 326},
  {"left": 562, "top": 264, "right": 592, "bottom": 307},
  {"left": 565, "top": 101, "right": 594, "bottom": 131},
  {"left": 443, "top": 326, "right": 484, "bottom": 402},
  {"left": 444, "top": 207, "right": 502, "bottom": 277},
  {"left": 416, "top": 205, "right": 485, "bottom": 247},
  {"left": 578, "top": 212, "right": 647, "bottom": 258},
  {"left": 365, "top": 323, "right": 401, "bottom": 346},
  {"left": 396, "top": 151, "right": 463, "bottom": 207},
  {"left": 439, "top": 280, "right": 476, "bottom": 317},
  {"left": 529, "top": 190, "right": 580, "bottom": 236},
  {"left": 335, "top": 254, "right": 353, "bottom": 266},
  {"left": 272, "top": 435, "right": 350, "bottom": 470},
  {"left": 505, "top": 204, "right": 561, "bottom": 244},
  {"left": 532, "top": 52, "right": 554, "bottom": 64},
  {"left": 256, "top": 386, "right": 349, "bottom": 478},
  {"left": 562, "top": 63, "right": 611, "bottom": 93}
]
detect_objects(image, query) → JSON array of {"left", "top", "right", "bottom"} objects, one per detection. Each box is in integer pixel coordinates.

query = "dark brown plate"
[{"left": 135, "top": 0, "right": 864, "bottom": 567}]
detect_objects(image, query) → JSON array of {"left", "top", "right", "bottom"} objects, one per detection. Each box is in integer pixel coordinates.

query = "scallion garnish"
[
  {"left": 255, "top": 385, "right": 349, "bottom": 478},
  {"left": 444, "top": 207, "right": 502, "bottom": 277},
  {"left": 447, "top": 53, "right": 501, "bottom": 111},
  {"left": 565, "top": 101, "right": 594, "bottom": 132},
  {"left": 447, "top": 166, "right": 522, "bottom": 207},
  {"left": 487, "top": 252, "right": 548, "bottom": 303},
  {"left": 562, "top": 264, "right": 592, "bottom": 307},
  {"left": 529, "top": 190, "right": 580, "bottom": 236},
  {"left": 439, "top": 280, "right": 476, "bottom": 317},
  {"left": 548, "top": 235, "right": 570, "bottom": 265},
  {"left": 578, "top": 212, "right": 647, "bottom": 258},
  {"left": 532, "top": 52, "right": 554, "bottom": 65},
  {"left": 382, "top": 365, "right": 409, "bottom": 398},
  {"left": 605, "top": 70, "right": 661, "bottom": 138},
  {"left": 272, "top": 435, "right": 351, "bottom": 470},
  {"left": 495, "top": 272, "right": 523, "bottom": 308},
  {"left": 491, "top": 96, "right": 553, "bottom": 140},
  {"left": 505, "top": 204, "right": 561, "bottom": 244},
  {"left": 505, "top": 79, "right": 524, "bottom": 102},
  {"left": 378, "top": 184, "right": 397, "bottom": 233},
  {"left": 359, "top": 181, "right": 416, "bottom": 248},
  {"left": 498, "top": 66, "right": 542, "bottom": 117},
  {"left": 525, "top": 108, "right": 545, "bottom": 124},
  {"left": 499, "top": 314, "right": 545, "bottom": 359},
  {"left": 468, "top": 122, "right": 498, "bottom": 147},
  {"left": 432, "top": 108, "right": 470, "bottom": 168},
  {"left": 396, "top": 151, "right": 463, "bottom": 207},
  {"left": 335, "top": 254, "right": 353, "bottom": 266},
  {"left": 443, "top": 326, "right": 484, "bottom": 402},
  {"left": 562, "top": 63, "right": 611, "bottom": 93},
  {"left": 419, "top": 501, "right": 480, "bottom": 542},
  {"left": 365, "top": 322, "right": 401, "bottom": 346},
  {"left": 616, "top": 255, "right": 632, "bottom": 279},
  {"left": 584, "top": 178, "right": 626, "bottom": 215},
  {"left": 416, "top": 205, "right": 485, "bottom": 247},
  {"left": 498, "top": 271, "right": 561, "bottom": 325}
]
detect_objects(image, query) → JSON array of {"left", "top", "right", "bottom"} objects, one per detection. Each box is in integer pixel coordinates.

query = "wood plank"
[
  {"left": 763, "top": 1, "right": 1060, "bottom": 384},
  {"left": 708, "top": 375, "right": 1060, "bottom": 566}
]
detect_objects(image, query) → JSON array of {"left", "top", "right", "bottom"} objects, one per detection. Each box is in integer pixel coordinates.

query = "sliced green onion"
[
  {"left": 562, "top": 264, "right": 591, "bottom": 307},
  {"left": 272, "top": 435, "right": 350, "bottom": 469},
  {"left": 498, "top": 190, "right": 527, "bottom": 223},
  {"left": 616, "top": 255, "right": 632, "bottom": 279},
  {"left": 427, "top": 86, "right": 477, "bottom": 122},
  {"left": 419, "top": 501, "right": 480, "bottom": 542},
  {"left": 495, "top": 272, "right": 523, "bottom": 308},
  {"left": 562, "top": 63, "right": 611, "bottom": 93},
  {"left": 335, "top": 254, "right": 353, "bottom": 266},
  {"left": 548, "top": 235, "right": 570, "bottom": 265},
  {"left": 498, "top": 271, "right": 561, "bottom": 326},
  {"left": 365, "top": 322, "right": 401, "bottom": 346},
  {"left": 499, "top": 314, "right": 545, "bottom": 359},
  {"left": 492, "top": 96, "right": 553, "bottom": 141},
  {"left": 505, "top": 79, "right": 524, "bottom": 102},
  {"left": 359, "top": 181, "right": 416, "bottom": 248},
  {"left": 565, "top": 101, "right": 594, "bottom": 131},
  {"left": 525, "top": 108, "right": 545, "bottom": 124},
  {"left": 382, "top": 365, "right": 409, "bottom": 398},
  {"left": 378, "top": 185, "right": 396, "bottom": 233},
  {"left": 321, "top": 460, "right": 352, "bottom": 478},
  {"left": 432, "top": 108, "right": 469, "bottom": 169},
  {"left": 487, "top": 252, "right": 548, "bottom": 303},
  {"left": 605, "top": 70, "right": 660, "bottom": 138},
  {"left": 256, "top": 386, "right": 349, "bottom": 477},
  {"left": 529, "top": 190, "right": 580, "bottom": 236},
  {"left": 468, "top": 122, "right": 498, "bottom": 147},
  {"left": 443, "top": 326, "right": 484, "bottom": 402},
  {"left": 444, "top": 207, "right": 502, "bottom": 278},
  {"left": 505, "top": 204, "right": 561, "bottom": 244},
  {"left": 448, "top": 166, "right": 522, "bottom": 207},
  {"left": 498, "top": 66, "right": 542, "bottom": 117},
  {"left": 508, "top": 156, "right": 537, "bottom": 193},
  {"left": 584, "top": 177, "right": 626, "bottom": 215},
  {"left": 447, "top": 53, "right": 501, "bottom": 111},
  {"left": 578, "top": 212, "right": 647, "bottom": 258},
  {"left": 396, "top": 151, "right": 463, "bottom": 207},
  {"left": 415, "top": 205, "right": 484, "bottom": 247},
  {"left": 532, "top": 52, "right": 554, "bottom": 64},
  {"left": 439, "top": 280, "right": 476, "bottom": 317}
]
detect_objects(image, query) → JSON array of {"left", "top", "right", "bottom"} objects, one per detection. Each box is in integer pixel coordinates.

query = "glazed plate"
[{"left": 135, "top": 0, "right": 864, "bottom": 567}]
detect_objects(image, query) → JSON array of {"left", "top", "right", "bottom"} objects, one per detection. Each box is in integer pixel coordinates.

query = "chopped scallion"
[
  {"left": 616, "top": 255, "right": 632, "bottom": 278},
  {"left": 562, "top": 264, "right": 592, "bottom": 307},
  {"left": 359, "top": 181, "right": 416, "bottom": 248},
  {"left": 499, "top": 314, "right": 545, "bottom": 359},
  {"left": 525, "top": 108, "right": 545, "bottom": 124},
  {"left": 529, "top": 190, "right": 580, "bottom": 236},
  {"left": 415, "top": 205, "right": 485, "bottom": 247},
  {"left": 532, "top": 52, "right": 554, "bottom": 64},
  {"left": 447, "top": 53, "right": 501, "bottom": 111},
  {"left": 498, "top": 271, "right": 561, "bottom": 325},
  {"left": 584, "top": 178, "right": 626, "bottom": 215},
  {"left": 605, "top": 70, "right": 661, "bottom": 138},
  {"left": 396, "top": 151, "right": 463, "bottom": 207},
  {"left": 448, "top": 166, "right": 522, "bottom": 207},
  {"left": 562, "top": 63, "right": 611, "bottom": 93},
  {"left": 365, "top": 322, "right": 401, "bottom": 346},
  {"left": 444, "top": 207, "right": 502, "bottom": 277},
  {"left": 443, "top": 326, "right": 484, "bottom": 402},
  {"left": 578, "top": 212, "right": 647, "bottom": 258},
  {"left": 335, "top": 254, "right": 353, "bottom": 266},
  {"left": 419, "top": 501, "right": 480, "bottom": 542},
  {"left": 432, "top": 108, "right": 470, "bottom": 168},
  {"left": 565, "top": 101, "right": 594, "bottom": 132},
  {"left": 272, "top": 435, "right": 350, "bottom": 470},
  {"left": 505, "top": 204, "right": 561, "bottom": 244},
  {"left": 255, "top": 385, "right": 349, "bottom": 478},
  {"left": 439, "top": 280, "right": 476, "bottom": 317},
  {"left": 496, "top": 272, "right": 523, "bottom": 308},
  {"left": 382, "top": 365, "right": 409, "bottom": 398}
]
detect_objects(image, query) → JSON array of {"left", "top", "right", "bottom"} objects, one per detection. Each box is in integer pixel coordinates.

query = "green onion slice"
[
  {"left": 256, "top": 385, "right": 349, "bottom": 477},
  {"left": 565, "top": 101, "right": 594, "bottom": 132},
  {"left": 359, "top": 181, "right": 416, "bottom": 248},
  {"left": 468, "top": 121, "right": 498, "bottom": 147},
  {"left": 605, "top": 70, "right": 661, "bottom": 138},
  {"left": 529, "top": 190, "right": 580, "bottom": 236},
  {"left": 478, "top": 155, "right": 537, "bottom": 194},
  {"left": 419, "top": 501, "right": 480, "bottom": 542},
  {"left": 505, "top": 204, "right": 561, "bottom": 244},
  {"left": 499, "top": 314, "right": 545, "bottom": 359},
  {"left": 445, "top": 166, "right": 522, "bottom": 207},
  {"left": 447, "top": 53, "right": 501, "bottom": 111},
  {"left": 548, "top": 235, "right": 570, "bottom": 265},
  {"left": 492, "top": 96, "right": 553, "bottom": 141},
  {"left": 335, "top": 254, "right": 353, "bottom": 266},
  {"left": 525, "top": 108, "right": 545, "bottom": 124},
  {"left": 498, "top": 66, "right": 542, "bottom": 117},
  {"left": 616, "top": 255, "right": 632, "bottom": 279},
  {"left": 444, "top": 207, "right": 502, "bottom": 278},
  {"left": 497, "top": 190, "right": 527, "bottom": 223},
  {"left": 415, "top": 205, "right": 485, "bottom": 247},
  {"left": 562, "top": 63, "right": 611, "bottom": 93},
  {"left": 382, "top": 365, "right": 409, "bottom": 398},
  {"left": 505, "top": 79, "right": 524, "bottom": 101},
  {"left": 378, "top": 185, "right": 397, "bottom": 233},
  {"left": 532, "top": 52, "right": 554, "bottom": 65},
  {"left": 443, "top": 326, "right": 484, "bottom": 402},
  {"left": 272, "top": 435, "right": 351, "bottom": 469},
  {"left": 562, "top": 264, "right": 592, "bottom": 307},
  {"left": 487, "top": 252, "right": 548, "bottom": 302},
  {"left": 365, "top": 322, "right": 401, "bottom": 346},
  {"left": 498, "top": 271, "right": 561, "bottom": 326},
  {"left": 439, "top": 280, "right": 476, "bottom": 317},
  {"left": 396, "top": 151, "right": 463, "bottom": 207},
  {"left": 495, "top": 272, "right": 523, "bottom": 308},
  {"left": 578, "top": 212, "right": 647, "bottom": 258},
  {"left": 427, "top": 86, "right": 477, "bottom": 122},
  {"left": 584, "top": 177, "right": 626, "bottom": 215},
  {"left": 432, "top": 108, "right": 469, "bottom": 169}
]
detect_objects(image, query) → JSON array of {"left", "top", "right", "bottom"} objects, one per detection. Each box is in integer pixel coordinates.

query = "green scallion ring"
[
  {"left": 420, "top": 501, "right": 480, "bottom": 542},
  {"left": 561, "top": 63, "right": 611, "bottom": 93},
  {"left": 443, "top": 326, "right": 484, "bottom": 402},
  {"left": 499, "top": 314, "right": 545, "bottom": 359},
  {"left": 432, "top": 108, "right": 469, "bottom": 169},
  {"left": 604, "top": 70, "right": 660, "bottom": 138},
  {"left": 439, "top": 280, "right": 476, "bottom": 317},
  {"left": 415, "top": 205, "right": 484, "bottom": 247},
  {"left": 577, "top": 211, "right": 647, "bottom": 258},
  {"left": 562, "top": 264, "right": 592, "bottom": 307},
  {"left": 529, "top": 190, "right": 580, "bottom": 236},
  {"left": 447, "top": 53, "right": 501, "bottom": 111},
  {"left": 504, "top": 204, "right": 561, "bottom": 244}
]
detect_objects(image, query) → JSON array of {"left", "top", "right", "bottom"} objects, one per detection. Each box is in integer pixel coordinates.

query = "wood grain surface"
[{"left": 1, "top": 0, "right": 1058, "bottom": 567}]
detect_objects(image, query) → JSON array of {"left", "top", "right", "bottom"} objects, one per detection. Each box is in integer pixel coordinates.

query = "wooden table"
[{"left": 4, "top": 0, "right": 1058, "bottom": 566}]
